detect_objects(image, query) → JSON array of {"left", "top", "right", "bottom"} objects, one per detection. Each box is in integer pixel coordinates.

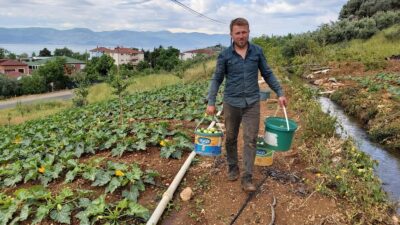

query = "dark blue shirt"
[{"left": 207, "top": 42, "right": 284, "bottom": 108}]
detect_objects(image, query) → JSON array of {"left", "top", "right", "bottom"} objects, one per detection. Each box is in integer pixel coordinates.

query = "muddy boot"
[
  {"left": 241, "top": 177, "right": 256, "bottom": 192},
  {"left": 227, "top": 165, "right": 239, "bottom": 181}
]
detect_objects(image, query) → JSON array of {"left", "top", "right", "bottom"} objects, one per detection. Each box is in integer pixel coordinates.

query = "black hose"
[{"left": 229, "top": 175, "right": 268, "bottom": 225}]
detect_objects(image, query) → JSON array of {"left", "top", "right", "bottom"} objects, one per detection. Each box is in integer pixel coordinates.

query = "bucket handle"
[
  {"left": 195, "top": 114, "right": 223, "bottom": 131},
  {"left": 273, "top": 105, "right": 290, "bottom": 131}
]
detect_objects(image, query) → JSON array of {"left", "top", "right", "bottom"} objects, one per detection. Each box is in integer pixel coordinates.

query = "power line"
[{"left": 169, "top": 0, "right": 226, "bottom": 24}]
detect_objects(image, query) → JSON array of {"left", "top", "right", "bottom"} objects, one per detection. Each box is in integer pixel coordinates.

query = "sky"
[{"left": 0, "top": 0, "right": 348, "bottom": 36}]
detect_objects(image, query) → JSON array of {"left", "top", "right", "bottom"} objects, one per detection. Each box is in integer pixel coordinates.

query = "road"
[{"left": 0, "top": 90, "right": 74, "bottom": 110}]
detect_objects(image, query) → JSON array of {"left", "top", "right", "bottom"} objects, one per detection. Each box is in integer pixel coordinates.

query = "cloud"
[{"left": 0, "top": 0, "right": 348, "bottom": 36}]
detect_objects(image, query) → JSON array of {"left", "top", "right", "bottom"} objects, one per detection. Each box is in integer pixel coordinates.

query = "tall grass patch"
[{"left": 0, "top": 100, "right": 71, "bottom": 126}]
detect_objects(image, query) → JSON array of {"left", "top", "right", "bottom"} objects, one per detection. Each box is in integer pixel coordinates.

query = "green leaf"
[
  {"left": 122, "top": 184, "right": 139, "bottom": 202},
  {"left": 19, "top": 203, "right": 31, "bottom": 221},
  {"left": 143, "top": 170, "right": 159, "bottom": 185},
  {"left": 75, "top": 142, "right": 85, "bottom": 157},
  {"left": 56, "top": 188, "right": 74, "bottom": 202},
  {"left": 116, "top": 199, "right": 128, "bottom": 211},
  {"left": 65, "top": 169, "right": 78, "bottom": 183},
  {"left": 24, "top": 170, "right": 37, "bottom": 183},
  {"left": 50, "top": 163, "right": 64, "bottom": 179},
  {"left": 92, "top": 170, "right": 111, "bottom": 186},
  {"left": 106, "top": 177, "right": 121, "bottom": 193},
  {"left": 78, "top": 198, "right": 91, "bottom": 208},
  {"left": 14, "top": 188, "right": 32, "bottom": 201},
  {"left": 32, "top": 205, "right": 51, "bottom": 225},
  {"left": 82, "top": 167, "right": 97, "bottom": 181},
  {"left": 4, "top": 174, "right": 22, "bottom": 187},
  {"left": 111, "top": 143, "right": 128, "bottom": 157},
  {"left": 50, "top": 204, "right": 72, "bottom": 224},
  {"left": 0, "top": 201, "right": 17, "bottom": 225},
  {"left": 127, "top": 202, "right": 150, "bottom": 220}
]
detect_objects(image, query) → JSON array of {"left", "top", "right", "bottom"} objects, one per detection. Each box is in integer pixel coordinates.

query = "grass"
[
  {"left": 289, "top": 24, "right": 400, "bottom": 74},
  {"left": 325, "top": 24, "right": 400, "bottom": 69},
  {"left": 0, "top": 100, "right": 72, "bottom": 125},
  {"left": 183, "top": 60, "right": 215, "bottom": 83},
  {"left": 87, "top": 74, "right": 182, "bottom": 103}
]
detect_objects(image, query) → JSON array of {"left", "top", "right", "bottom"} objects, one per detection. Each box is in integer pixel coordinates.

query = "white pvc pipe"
[{"left": 146, "top": 109, "right": 223, "bottom": 225}]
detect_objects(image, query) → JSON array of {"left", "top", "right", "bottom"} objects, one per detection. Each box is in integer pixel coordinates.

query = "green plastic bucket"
[{"left": 264, "top": 117, "right": 298, "bottom": 151}]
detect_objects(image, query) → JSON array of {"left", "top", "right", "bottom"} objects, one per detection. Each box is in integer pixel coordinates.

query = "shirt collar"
[{"left": 230, "top": 42, "right": 253, "bottom": 54}]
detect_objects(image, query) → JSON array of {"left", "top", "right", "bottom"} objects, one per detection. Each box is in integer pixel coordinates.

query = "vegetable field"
[{"left": 0, "top": 81, "right": 218, "bottom": 224}]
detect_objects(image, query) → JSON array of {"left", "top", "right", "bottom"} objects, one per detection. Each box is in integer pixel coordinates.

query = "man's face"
[{"left": 231, "top": 25, "right": 249, "bottom": 49}]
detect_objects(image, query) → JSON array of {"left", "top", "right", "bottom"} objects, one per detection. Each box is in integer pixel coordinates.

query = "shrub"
[{"left": 19, "top": 74, "right": 47, "bottom": 95}]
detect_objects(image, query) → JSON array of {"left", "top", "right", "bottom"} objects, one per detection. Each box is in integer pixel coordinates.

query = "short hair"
[{"left": 230, "top": 18, "right": 249, "bottom": 32}]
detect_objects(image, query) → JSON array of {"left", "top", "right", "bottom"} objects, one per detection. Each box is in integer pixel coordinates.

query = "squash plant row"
[
  {"left": 0, "top": 82, "right": 214, "bottom": 186},
  {"left": 0, "top": 81, "right": 221, "bottom": 224}
]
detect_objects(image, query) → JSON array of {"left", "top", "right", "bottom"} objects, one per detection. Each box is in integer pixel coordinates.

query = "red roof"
[
  {"left": 90, "top": 47, "right": 143, "bottom": 55},
  {"left": 89, "top": 47, "right": 111, "bottom": 53},
  {"left": 0, "top": 59, "right": 28, "bottom": 67},
  {"left": 111, "top": 47, "right": 143, "bottom": 54},
  {"left": 183, "top": 49, "right": 214, "bottom": 55}
]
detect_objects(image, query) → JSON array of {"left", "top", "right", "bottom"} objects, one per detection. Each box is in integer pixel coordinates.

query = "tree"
[
  {"left": 18, "top": 53, "right": 29, "bottom": 59},
  {"left": 0, "top": 48, "right": 9, "bottom": 59},
  {"left": 54, "top": 47, "right": 73, "bottom": 57},
  {"left": 19, "top": 74, "right": 47, "bottom": 95},
  {"left": 39, "top": 48, "right": 51, "bottom": 57},
  {"left": 72, "top": 71, "right": 90, "bottom": 107},
  {"left": 36, "top": 57, "right": 69, "bottom": 90},
  {"left": 107, "top": 66, "right": 131, "bottom": 125},
  {"left": 145, "top": 46, "right": 180, "bottom": 71},
  {"left": 7, "top": 53, "right": 17, "bottom": 60},
  {"left": 136, "top": 61, "right": 150, "bottom": 71},
  {"left": 96, "top": 54, "right": 115, "bottom": 77},
  {"left": 83, "top": 54, "right": 114, "bottom": 81},
  {"left": 0, "top": 75, "right": 19, "bottom": 97}
]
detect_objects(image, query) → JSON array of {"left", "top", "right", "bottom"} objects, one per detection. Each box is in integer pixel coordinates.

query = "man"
[{"left": 206, "top": 17, "right": 287, "bottom": 192}]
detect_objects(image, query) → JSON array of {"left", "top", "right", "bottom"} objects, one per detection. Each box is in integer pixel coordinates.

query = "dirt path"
[{"left": 0, "top": 89, "right": 73, "bottom": 109}]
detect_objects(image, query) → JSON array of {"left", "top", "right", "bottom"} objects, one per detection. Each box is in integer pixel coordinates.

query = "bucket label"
[
  {"left": 265, "top": 132, "right": 278, "bottom": 147},
  {"left": 197, "top": 137, "right": 211, "bottom": 145}
]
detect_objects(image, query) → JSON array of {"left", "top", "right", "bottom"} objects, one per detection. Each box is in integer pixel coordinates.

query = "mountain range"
[{"left": 0, "top": 27, "right": 231, "bottom": 50}]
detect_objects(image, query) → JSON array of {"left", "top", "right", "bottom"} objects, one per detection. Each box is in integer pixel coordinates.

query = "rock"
[
  {"left": 314, "top": 79, "right": 324, "bottom": 85},
  {"left": 332, "top": 156, "right": 341, "bottom": 164},
  {"left": 313, "top": 69, "right": 330, "bottom": 74},
  {"left": 328, "top": 77, "right": 337, "bottom": 83},
  {"left": 305, "top": 74, "right": 315, "bottom": 79},
  {"left": 393, "top": 215, "right": 399, "bottom": 225},
  {"left": 180, "top": 187, "right": 193, "bottom": 201}
]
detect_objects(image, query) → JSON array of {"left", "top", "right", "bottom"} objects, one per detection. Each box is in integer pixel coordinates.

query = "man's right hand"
[{"left": 206, "top": 105, "right": 216, "bottom": 115}]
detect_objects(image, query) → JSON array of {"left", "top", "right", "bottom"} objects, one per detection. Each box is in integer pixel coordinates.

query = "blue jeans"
[{"left": 224, "top": 101, "right": 260, "bottom": 181}]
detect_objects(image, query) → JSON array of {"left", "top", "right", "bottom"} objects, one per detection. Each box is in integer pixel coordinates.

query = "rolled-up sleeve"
[
  {"left": 259, "top": 51, "right": 284, "bottom": 97},
  {"left": 207, "top": 53, "right": 226, "bottom": 106}
]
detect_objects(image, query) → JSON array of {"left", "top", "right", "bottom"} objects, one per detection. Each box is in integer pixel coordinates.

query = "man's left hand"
[{"left": 278, "top": 96, "right": 288, "bottom": 108}]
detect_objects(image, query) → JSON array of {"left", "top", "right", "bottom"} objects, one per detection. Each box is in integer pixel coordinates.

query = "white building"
[
  {"left": 90, "top": 46, "right": 144, "bottom": 66},
  {"left": 180, "top": 49, "right": 215, "bottom": 60}
]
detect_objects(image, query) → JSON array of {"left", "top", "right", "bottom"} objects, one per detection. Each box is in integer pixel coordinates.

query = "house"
[
  {"left": 90, "top": 46, "right": 144, "bottom": 66},
  {"left": 27, "top": 56, "right": 86, "bottom": 75},
  {"left": 89, "top": 47, "right": 110, "bottom": 58},
  {"left": 0, "top": 59, "right": 29, "bottom": 80},
  {"left": 180, "top": 49, "right": 216, "bottom": 60}
]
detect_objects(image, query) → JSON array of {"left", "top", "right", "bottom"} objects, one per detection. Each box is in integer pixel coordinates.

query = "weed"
[{"left": 195, "top": 175, "right": 211, "bottom": 191}]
